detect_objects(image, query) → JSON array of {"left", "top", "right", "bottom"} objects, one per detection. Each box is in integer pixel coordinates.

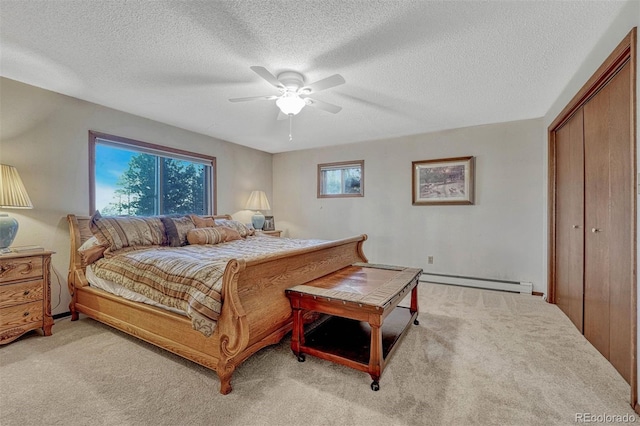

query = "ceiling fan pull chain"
[{"left": 289, "top": 115, "right": 293, "bottom": 141}]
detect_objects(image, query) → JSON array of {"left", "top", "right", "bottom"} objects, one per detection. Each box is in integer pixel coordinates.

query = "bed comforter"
[{"left": 91, "top": 235, "right": 325, "bottom": 336}]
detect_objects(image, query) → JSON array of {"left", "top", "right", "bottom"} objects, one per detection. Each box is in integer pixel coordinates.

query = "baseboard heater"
[{"left": 419, "top": 272, "right": 533, "bottom": 295}]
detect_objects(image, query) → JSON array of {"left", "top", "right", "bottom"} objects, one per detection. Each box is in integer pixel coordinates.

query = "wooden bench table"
[{"left": 285, "top": 263, "right": 422, "bottom": 391}]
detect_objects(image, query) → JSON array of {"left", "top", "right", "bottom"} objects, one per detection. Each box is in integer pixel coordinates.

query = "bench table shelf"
[{"left": 286, "top": 263, "right": 422, "bottom": 391}]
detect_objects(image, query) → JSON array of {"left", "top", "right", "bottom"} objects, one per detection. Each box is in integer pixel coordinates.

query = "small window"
[
  {"left": 90, "top": 131, "right": 216, "bottom": 216},
  {"left": 317, "top": 160, "right": 364, "bottom": 198}
]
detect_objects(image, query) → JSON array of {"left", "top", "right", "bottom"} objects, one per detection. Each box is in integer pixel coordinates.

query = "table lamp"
[
  {"left": 0, "top": 165, "right": 33, "bottom": 253},
  {"left": 245, "top": 190, "right": 271, "bottom": 230}
]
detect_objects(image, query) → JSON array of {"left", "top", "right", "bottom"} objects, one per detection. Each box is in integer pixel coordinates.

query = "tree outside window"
[
  {"left": 91, "top": 132, "right": 215, "bottom": 216},
  {"left": 318, "top": 161, "right": 364, "bottom": 198}
]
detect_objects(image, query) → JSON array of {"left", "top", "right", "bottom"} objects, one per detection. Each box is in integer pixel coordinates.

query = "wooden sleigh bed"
[{"left": 67, "top": 214, "right": 368, "bottom": 394}]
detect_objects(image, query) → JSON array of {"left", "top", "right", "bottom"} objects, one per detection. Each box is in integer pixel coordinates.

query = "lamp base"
[
  {"left": 251, "top": 212, "right": 266, "bottom": 230},
  {"left": 0, "top": 214, "right": 18, "bottom": 250}
]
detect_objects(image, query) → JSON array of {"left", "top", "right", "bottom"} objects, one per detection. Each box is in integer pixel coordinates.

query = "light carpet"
[{"left": 0, "top": 283, "right": 635, "bottom": 426}]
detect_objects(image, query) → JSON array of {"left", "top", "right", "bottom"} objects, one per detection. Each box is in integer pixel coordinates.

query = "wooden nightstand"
[
  {"left": 0, "top": 250, "right": 54, "bottom": 344},
  {"left": 261, "top": 230, "right": 282, "bottom": 237}
]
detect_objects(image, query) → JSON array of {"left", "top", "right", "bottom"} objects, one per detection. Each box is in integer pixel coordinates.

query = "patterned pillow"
[
  {"left": 161, "top": 216, "right": 195, "bottom": 247},
  {"left": 186, "top": 226, "right": 242, "bottom": 245},
  {"left": 214, "top": 219, "right": 255, "bottom": 237},
  {"left": 90, "top": 211, "right": 167, "bottom": 252},
  {"left": 189, "top": 215, "right": 216, "bottom": 228}
]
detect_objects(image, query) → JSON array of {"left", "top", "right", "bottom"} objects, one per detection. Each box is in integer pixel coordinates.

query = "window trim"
[
  {"left": 317, "top": 160, "right": 364, "bottom": 198},
  {"left": 89, "top": 131, "right": 217, "bottom": 215}
]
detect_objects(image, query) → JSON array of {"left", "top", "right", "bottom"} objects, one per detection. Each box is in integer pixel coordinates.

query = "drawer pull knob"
[
  {"left": 23, "top": 290, "right": 30, "bottom": 296},
  {"left": 23, "top": 312, "right": 29, "bottom": 317}
]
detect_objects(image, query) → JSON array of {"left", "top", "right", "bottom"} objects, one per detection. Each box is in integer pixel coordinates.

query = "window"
[
  {"left": 90, "top": 131, "right": 216, "bottom": 216},
  {"left": 317, "top": 160, "right": 364, "bottom": 198}
]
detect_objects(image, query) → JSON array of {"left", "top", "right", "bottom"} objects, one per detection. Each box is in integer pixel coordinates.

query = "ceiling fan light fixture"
[{"left": 276, "top": 93, "right": 306, "bottom": 115}]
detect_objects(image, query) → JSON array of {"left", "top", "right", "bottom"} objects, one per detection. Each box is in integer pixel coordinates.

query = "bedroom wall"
[
  {"left": 272, "top": 118, "right": 545, "bottom": 293},
  {"left": 0, "top": 77, "right": 273, "bottom": 316}
]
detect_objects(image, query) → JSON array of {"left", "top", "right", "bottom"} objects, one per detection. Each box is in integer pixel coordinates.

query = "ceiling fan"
[{"left": 229, "top": 66, "right": 345, "bottom": 118}]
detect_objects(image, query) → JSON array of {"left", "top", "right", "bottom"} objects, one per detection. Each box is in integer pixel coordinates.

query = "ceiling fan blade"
[
  {"left": 250, "top": 66, "right": 284, "bottom": 89},
  {"left": 229, "top": 95, "right": 279, "bottom": 103},
  {"left": 303, "top": 74, "right": 345, "bottom": 93},
  {"left": 305, "top": 98, "right": 342, "bottom": 114}
]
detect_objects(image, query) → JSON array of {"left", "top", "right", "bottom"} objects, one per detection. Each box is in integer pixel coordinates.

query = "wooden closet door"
[
  {"left": 554, "top": 109, "right": 585, "bottom": 332},
  {"left": 583, "top": 62, "right": 632, "bottom": 383}
]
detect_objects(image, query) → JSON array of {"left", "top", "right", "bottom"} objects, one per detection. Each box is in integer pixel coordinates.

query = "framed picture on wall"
[
  {"left": 412, "top": 156, "right": 475, "bottom": 205},
  {"left": 263, "top": 216, "right": 275, "bottom": 231}
]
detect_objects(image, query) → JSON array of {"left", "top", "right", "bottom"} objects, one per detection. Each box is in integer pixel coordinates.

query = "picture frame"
[
  {"left": 412, "top": 156, "right": 475, "bottom": 205},
  {"left": 263, "top": 216, "right": 275, "bottom": 231}
]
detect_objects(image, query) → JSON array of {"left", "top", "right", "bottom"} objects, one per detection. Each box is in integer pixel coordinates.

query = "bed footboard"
[{"left": 215, "top": 235, "right": 368, "bottom": 393}]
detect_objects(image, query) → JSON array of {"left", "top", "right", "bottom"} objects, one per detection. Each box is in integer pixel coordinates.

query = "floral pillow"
[{"left": 214, "top": 219, "right": 255, "bottom": 237}]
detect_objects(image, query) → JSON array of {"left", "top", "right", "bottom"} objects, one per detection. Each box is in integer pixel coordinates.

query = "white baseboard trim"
[{"left": 420, "top": 272, "right": 533, "bottom": 295}]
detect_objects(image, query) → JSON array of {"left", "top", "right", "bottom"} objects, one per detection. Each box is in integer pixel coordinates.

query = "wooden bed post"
[
  {"left": 217, "top": 258, "right": 250, "bottom": 394},
  {"left": 67, "top": 270, "right": 79, "bottom": 321},
  {"left": 67, "top": 214, "right": 86, "bottom": 321}
]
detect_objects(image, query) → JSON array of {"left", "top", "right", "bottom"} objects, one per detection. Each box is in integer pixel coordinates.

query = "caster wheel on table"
[
  {"left": 297, "top": 354, "right": 306, "bottom": 362},
  {"left": 371, "top": 381, "right": 380, "bottom": 391},
  {"left": 414, "top": 318, "right": 420, "bottom": 325}
]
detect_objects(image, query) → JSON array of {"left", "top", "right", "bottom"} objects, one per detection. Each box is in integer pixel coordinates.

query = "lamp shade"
[
  {"left": 0, "top": 165, "right": 32, "bottom": 251},
  {"left": 245, "top": 191, "right": 271, "bottom": 211},
  {"left": 245, "top": 191, "right": 271, "bottom": 230},
  {"left": 0, "top": 164, "right": 33, "bottom": 208}
]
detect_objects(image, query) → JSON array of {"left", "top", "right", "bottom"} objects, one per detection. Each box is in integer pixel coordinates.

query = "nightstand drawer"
[
  {"left": 0, "top": 280, "right": 44, "bottom": 308},
  {"left": 0, "top": 256, "right": 43, "bottom": 284},
  {"left": 0, "top": 251, "right": 53, "bottom": 344},
  {"left": 261, "top": 230, "right": 282, "bottom": 237},
  {"left": 0, "top": 301, "right": 43, "bottom": 330}
]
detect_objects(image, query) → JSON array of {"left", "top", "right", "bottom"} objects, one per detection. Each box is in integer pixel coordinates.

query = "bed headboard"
[{"left": 67, "top": 214, "right": 233, "bottom": 273}]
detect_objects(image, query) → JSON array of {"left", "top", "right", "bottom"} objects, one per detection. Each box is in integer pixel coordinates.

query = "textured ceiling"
[{"left": 0, "top": 0, "right": 628, "bottom": 153}]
